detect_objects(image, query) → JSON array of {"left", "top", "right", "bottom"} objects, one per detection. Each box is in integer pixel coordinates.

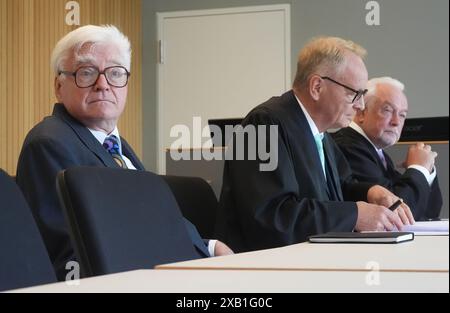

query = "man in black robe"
[
  {"left": 216, "top": 37, "right": 414, "bottom": 252},
  {"left": 333, "top": 77, "right": 442, "bottom": 220}
]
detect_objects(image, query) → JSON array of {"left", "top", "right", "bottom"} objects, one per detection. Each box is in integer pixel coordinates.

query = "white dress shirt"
[{"left": 88, "top": 127, "right": 136, "bottom": 170}]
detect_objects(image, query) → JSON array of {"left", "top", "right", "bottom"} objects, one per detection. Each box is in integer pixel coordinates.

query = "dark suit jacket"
[
  {"left": 215, "top": 90, "right": 374, "bottom": 252},
  {"left": 16, "top": 103, "right": 209, "bottom": 280},
  {"left": 332, "top": 127, "right": 442, "bottom": 220}
]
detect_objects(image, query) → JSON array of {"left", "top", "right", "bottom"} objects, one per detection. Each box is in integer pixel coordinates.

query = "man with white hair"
[
  {"left": 16, "top": 25, "right": 232, "bottom": 280},
  {"left": 333, "top": 77, "right": 442, "bottom": 220}
]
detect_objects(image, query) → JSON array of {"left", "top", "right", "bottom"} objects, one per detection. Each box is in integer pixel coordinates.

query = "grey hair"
[
  {"left": 367, "top": 76, "right": 404, "bottom": 94},
  {"left": 364, "top": 77, "right": 405, "bottom": 108},
  {"left": 50, "top": 25, "right": 131, "bottom": 75},
  {"left": 293, "top": 36, "right": 367, "bottom": 88}
]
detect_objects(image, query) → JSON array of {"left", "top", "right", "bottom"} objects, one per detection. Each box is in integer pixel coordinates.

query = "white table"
[
  {"left": 10, "top": 269, "right": 449, "bottom": 293},
  {"left": 157, "top": 236, "right": 449, "bottom": 273}
]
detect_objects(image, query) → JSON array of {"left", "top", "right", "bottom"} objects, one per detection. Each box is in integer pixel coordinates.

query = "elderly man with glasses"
[
  {"left": 333, "top": 77, "right": 442, "bottom": 220},
  {"left": 16, "top": 25, "right": 232, "bottom": 281},
  {"left": 216, "top": 36, "right": 414, "bottom": 253}
]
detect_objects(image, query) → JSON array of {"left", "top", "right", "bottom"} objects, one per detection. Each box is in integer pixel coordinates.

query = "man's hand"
[
  {"left": 367, "top": 185, "right": 415, "bottom": 225},
  {"left": 403, "top": 142, "right": 438, "bottom": 173},
  {"left": 214, "top": 240, "right": 234, "bottom": 256},
  {"left": 392, "top": 201, "right": 415, "bottom": 226},
  {"left": 355, "top": 201, "right": 403, "bottom": 231}
]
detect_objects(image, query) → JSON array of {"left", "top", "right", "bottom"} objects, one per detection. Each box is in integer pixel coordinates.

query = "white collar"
[
  {"left": 349, "top": 121, "right": 382, "bottom": 154},
  {"left": 88, "top": 126, "right": 122, "bottom": 154}
]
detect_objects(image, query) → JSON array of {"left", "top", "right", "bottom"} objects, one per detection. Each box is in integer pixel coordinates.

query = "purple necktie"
[
  {"left": 377, "top": 149, "right": 387, "bottom": 170},
  {"left": 103, "top": 135, "right": 128, "bottom": 169}
]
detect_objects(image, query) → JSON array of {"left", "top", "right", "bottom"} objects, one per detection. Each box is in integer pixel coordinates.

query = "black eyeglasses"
[
  {"left": 59, "top": 66, "right": 130, "bottom": 88},
  {"left": 321, "top": 76, "right": 368, "bottom": 104}
]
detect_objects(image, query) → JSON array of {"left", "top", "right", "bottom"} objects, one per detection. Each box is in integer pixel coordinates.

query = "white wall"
[{"left": 142, "top": 0, "right": 449, "bottom": 171}]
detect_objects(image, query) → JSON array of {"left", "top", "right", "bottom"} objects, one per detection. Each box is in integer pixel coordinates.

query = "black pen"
[{"left": 388, "top": 199, "right": 403, "bottom": 211}]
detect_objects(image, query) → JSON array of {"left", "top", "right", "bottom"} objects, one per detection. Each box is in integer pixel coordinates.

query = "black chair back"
[
  {"left": 162, "top": 175, "right": 218, "bottom": 238},
  {"left": 0, "top": 169, "right": 56, "bottom": 291},
  {"left": 57, "top": 167, "right": 201, "bottom": 277}
]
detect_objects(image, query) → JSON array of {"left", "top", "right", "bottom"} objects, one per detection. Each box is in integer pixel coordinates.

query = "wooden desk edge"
[{"left": 155, "top": 266, "right": 449, "bottom": 273}]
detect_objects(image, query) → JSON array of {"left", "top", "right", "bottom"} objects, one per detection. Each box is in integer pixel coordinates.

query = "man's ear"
[
  {"left": 355, "top": 106, "right": 366, "bottom": 123},
  {"left": 54, "top": 76, "right": 62, "bottom": 102},
  {"left": 309, "top": 75, "right": 322, "bottom": 101}
]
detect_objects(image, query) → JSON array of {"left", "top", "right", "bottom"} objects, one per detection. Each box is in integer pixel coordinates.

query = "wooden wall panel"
[
  {"left": 0, "top": 0, "right": 6, "bottom": 171},
  {"left": 0, "top": 0, "right": 142, "bottom": 174}
]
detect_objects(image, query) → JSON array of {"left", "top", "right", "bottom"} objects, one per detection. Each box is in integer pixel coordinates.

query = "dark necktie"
[
  {"left": 103, "top": 135, "right": 128, "bottom": 169},
  {"left": 377, "top": 149, "right": 388, "bottom": 170}
]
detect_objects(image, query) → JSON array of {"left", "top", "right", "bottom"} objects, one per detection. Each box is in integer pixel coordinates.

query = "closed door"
[{"left": 157, "top": 5, "right": 291, "bottom": 173}]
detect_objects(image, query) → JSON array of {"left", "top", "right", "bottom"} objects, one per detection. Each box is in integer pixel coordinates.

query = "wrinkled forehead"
[{"left": 66, "top": 42, "right": 124, "bottom": 69}]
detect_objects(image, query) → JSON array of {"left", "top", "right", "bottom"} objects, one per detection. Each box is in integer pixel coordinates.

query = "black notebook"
[{"left": 308, "top": 232, "right": 414, "bottom": 244}]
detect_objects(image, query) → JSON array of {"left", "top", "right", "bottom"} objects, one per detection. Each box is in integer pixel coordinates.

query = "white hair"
[
  {"left": 366, "top": 76, "right": 404, "bottom": 94},
  {"left": 363, "top": 77, "right": 404, "bottom": 109},
  {"left": 50, "top": 25, "right": 131, "bottom": 75}
]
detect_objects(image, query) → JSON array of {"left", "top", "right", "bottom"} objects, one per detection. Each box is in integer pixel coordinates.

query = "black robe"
[
  {"left": 332, "top": 126, "right": 442, "bottom": 220},
  {"left": 215, "top": 90, "right": 373, "bottom": 252}
]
